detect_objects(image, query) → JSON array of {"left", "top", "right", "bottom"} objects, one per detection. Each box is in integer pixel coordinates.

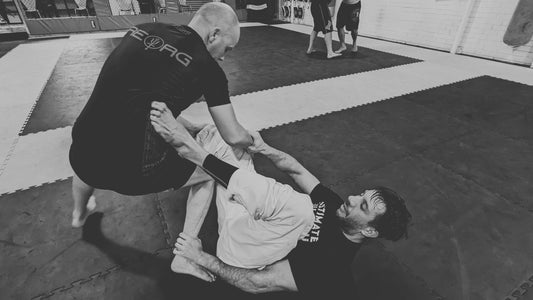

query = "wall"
[
  {"left": 360, "top": 0, "right": 468, "bottom": 51},
  {"left": 331, "top": 0, "right": 533, "bottom": 66},
  {"left": 459, "top": 0, "right": 533, "bottom": 65}
]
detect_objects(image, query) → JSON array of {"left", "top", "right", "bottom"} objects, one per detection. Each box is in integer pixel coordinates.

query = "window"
[{"left": 0, "top": 0, "right": 23, "bottom": 24}]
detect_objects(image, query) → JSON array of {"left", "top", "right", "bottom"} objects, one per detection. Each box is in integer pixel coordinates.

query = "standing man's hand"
[{"left": 173, "top": 232, "right": 205, "bottom": 265}]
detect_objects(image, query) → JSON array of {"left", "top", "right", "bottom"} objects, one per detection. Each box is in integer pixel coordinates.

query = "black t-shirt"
[
  {"left": 287, "top": 184, "right": 361, "bottom": 297},
  {"left": 72, "top": 22, "right": 230, "bottom": 172}
]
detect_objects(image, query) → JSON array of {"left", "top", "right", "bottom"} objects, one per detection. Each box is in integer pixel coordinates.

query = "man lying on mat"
[{"left": 150, "top": 101, "right": 412, "bottom": 297}]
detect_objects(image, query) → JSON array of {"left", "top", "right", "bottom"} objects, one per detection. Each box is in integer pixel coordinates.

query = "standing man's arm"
[
  {"left": 202, "top": 63, "right": 253, "bottom": 148},
  {"left": 175, "top": 232, "right": 298, "bottom": 294},
  {"left": 248, "top": 132, "right": 320, "bottom": 194},
  {"left": 208, "top": 104, "right": 253, "bottom": 148}
]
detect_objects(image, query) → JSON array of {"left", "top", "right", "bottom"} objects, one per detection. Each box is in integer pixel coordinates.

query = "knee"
[{"left": 72, "top": 173, "right": 93, "bottom": 190}]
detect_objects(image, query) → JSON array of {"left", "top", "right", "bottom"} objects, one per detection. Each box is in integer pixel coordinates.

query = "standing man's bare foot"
[
  {"left": 171, "top": 254, "right": 215, "bottom": 282},
  {"left": 335, "top": 45, "right": 347, "bottom": 53},
  {"left": 350, "top": 45, "right": 358, "bottom": 53},
  {"left": 327, "top": 52, "right": 342, "bottom": 59},
  {"left": 72, "top": 195, "right": 97, "bottom": 228}
]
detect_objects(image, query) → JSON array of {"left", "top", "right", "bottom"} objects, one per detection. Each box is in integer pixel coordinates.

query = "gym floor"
[{"left": 1, "top": 22, "right": 532, "bottom": 300}]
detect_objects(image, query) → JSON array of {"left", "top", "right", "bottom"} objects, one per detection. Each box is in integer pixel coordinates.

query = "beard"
[{"left": 336, "top": 212, "right": 364, "bottom": 234}]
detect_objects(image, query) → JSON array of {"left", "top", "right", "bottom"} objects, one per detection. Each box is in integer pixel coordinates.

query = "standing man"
[
  {"left": 335, "top": 0, "right": 361, "bottom": 53},
  {"left": 306, "top": 0, "right": 341, "bottom": 58},
  {"left": 69, "top": 2, "right": 255, "bottom": 282}
]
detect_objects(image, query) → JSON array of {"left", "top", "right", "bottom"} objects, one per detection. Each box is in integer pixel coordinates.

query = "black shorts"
[
  {"left": 336, "top": 1, "right": 361, "bottom": 31},
  {"left": 69, "top": 140, "right": 196, "bottom": 196},
  {"left": 311, "top": 0, "right": 333, "bottom": 34}
]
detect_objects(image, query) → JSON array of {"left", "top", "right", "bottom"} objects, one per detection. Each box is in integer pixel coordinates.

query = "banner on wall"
[
  {"left": 246, "top": 0, "right": 266, "bottom": 10},
  {"left": 503, "top": 0, "right": 533, "bottom": 47},
  {"left": 246, "top": 0, "right": 271, "bottom": 21}
]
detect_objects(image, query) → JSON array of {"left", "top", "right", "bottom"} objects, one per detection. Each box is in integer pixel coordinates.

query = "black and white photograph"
[{"left": 1, "top": 0, "right": 532, "bottom": 299}]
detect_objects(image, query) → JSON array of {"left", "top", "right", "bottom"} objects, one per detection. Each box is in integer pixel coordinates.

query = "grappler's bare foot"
[
  {"left": 335, "top": 45, "right": 347, "bottom": 53},
  {"left": 327, "top": 52, "right": 342, "bottom": 59},
  {"left": 150, "top": 101, "right": 195, "bottom": 150},
  {"left": 306, "top": 48, "right": 317, "bottom": 54},
  {"left": 72, "top": 195, "right": 96, "bottom": 228},
  {"left": 350, "top": 45, "right": 358, "bottom": 53},
  {"left": 171, "top": 254, "right": 215, "bottom": 282}
]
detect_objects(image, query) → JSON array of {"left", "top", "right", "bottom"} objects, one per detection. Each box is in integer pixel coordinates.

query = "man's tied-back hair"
[{"left": 369, "top": 187, "right": 412, "bottom": 241}]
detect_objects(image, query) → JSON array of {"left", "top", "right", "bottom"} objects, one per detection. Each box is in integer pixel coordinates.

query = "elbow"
[
  {"left": 224, "top": 132, "right": 250, "bottom": 147},
  {"left": 225, "top": 136, "right": 242, "bottom": 147}
]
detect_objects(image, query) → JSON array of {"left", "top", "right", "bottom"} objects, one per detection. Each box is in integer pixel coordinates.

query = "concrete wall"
[
  {"left": 459, "top": 0, "right": 533, "bottom": 65},
  {"left": 358, "top": 0, "right": 533, "bottom": 65}
]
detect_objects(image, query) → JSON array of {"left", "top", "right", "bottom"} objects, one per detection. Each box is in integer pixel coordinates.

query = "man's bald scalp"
[{"left": 193, "top": 2, "right": 239, "bottom": 33}]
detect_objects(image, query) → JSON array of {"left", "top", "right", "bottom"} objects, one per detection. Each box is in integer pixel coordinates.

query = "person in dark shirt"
[
  {"left": 69, "top": 2, "right": 257, "bottom": 282},
  {"left": 307, "top": 0, "right": 341, "bottom": 58},
  {"left": 149, "top": 102, "right": 413, "bottom": 297}
]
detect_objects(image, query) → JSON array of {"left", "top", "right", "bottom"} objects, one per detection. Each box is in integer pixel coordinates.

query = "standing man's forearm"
[{"left": 208, "top": 104, "right": 253, "bottom": 148}]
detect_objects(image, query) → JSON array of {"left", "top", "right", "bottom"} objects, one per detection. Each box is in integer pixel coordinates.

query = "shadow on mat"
[{"left": 82, "top": 213, "right": 297, "bottom": 300}]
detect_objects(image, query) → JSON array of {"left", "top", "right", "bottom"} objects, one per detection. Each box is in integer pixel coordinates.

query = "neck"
[
  {"left": 342, "top": 230, "right": 364, "bottom": 243},
  {"left": 188, "top": 19, "right": 210, "bottom": 45}
]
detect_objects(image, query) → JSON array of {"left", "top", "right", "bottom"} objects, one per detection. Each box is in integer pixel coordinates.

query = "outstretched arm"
[
  {"left": 208, "top": 104, "right": 254, "bottom": 148},
  {"left": 174, "top": 233, "right": 298, "bottom": 294},
  {"left": 248, "top": 132, "right": 319, "bottom": 194}
]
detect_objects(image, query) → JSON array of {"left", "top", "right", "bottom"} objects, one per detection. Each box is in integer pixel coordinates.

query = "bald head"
[
  {"left": 193, "top": 2, "right": 239, "bottom": 30},
  {"left": 188, "top": 2, "right": 240, "bottom": 60}
]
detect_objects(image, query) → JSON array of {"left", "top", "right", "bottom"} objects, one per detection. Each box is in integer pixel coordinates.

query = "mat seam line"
[
  {"left": 229, "top": 60, "right": 424, "bottom": 99},
  {"left": 0, "top": 44, "right": 64, "bottom": 177},
  {"left": 271, "top": 24, "right": 426, "bottom": 61},
  {"left": 154, "top": 192, "right": 173, "bottom": 247},
  {"left": 258, "top": 73, "right": 482, "bottom": 131},
  {"left": 17, "top": 61, "right": 426, "bottom": 138}
]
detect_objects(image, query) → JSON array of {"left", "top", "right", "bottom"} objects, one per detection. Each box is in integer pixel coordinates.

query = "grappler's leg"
[
  {"left": 197, "top": 152, "right": 313, "bottom": 268},
  {"left": 212, "top": 166, "right": 314, "bottom": 268},
  {"left": 336, "top": 27, "right": 347, "bottom": 53},
  {"left": 324, "top": 29, "right": 341, "bottom": 58},
  {"left": 350, "top": 29, "right": 358, "bottom": 52},
  {"left": 307, "top": 30, "right": 318, "bottom": 54},
  {"left": 171, "top": 178, "right": 216, "bottom": 282},
  {"left": 72, "top": 173, "right": 96, "bottom": 228},
  {"left": 171, "top": 125, "right": 241, "bottom": 280}
]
